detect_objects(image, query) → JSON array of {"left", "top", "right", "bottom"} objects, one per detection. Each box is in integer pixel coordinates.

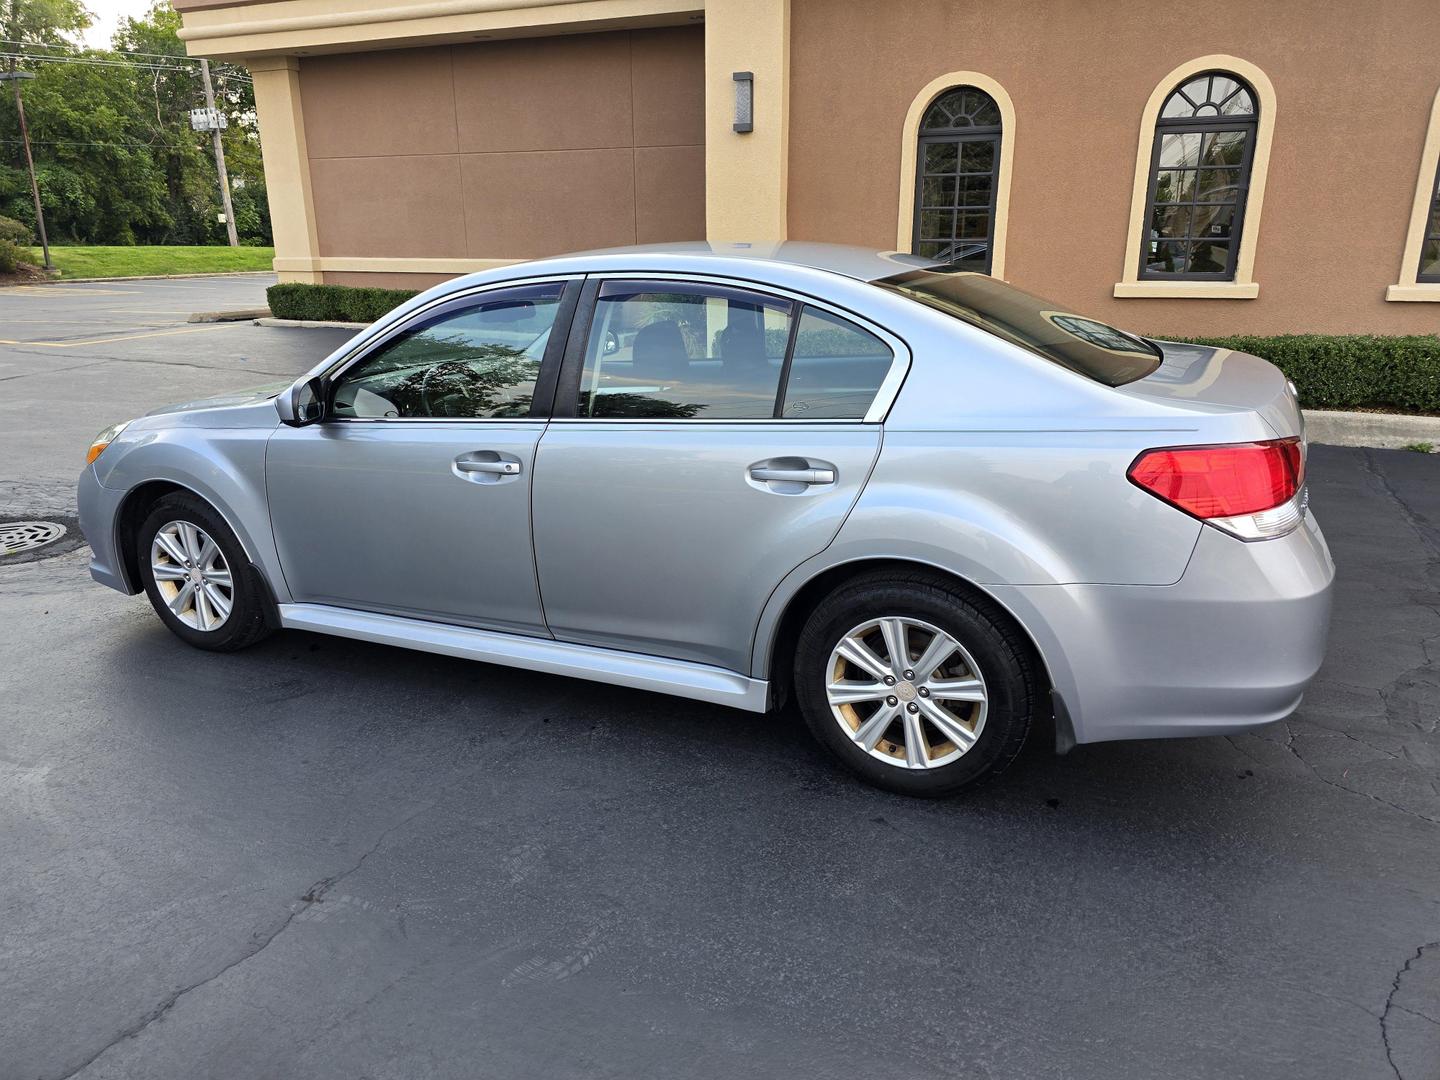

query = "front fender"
[{"left": 92, "top": 423, "right": 288, "bottom": 603}]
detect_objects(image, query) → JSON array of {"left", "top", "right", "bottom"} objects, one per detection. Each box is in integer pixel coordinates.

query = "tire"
[
  {"left": 793, "top": 570, "right": 1039, "bottom": 797},
  {"left": 137, "top": 492, "right": 273, "bottom": 652}
]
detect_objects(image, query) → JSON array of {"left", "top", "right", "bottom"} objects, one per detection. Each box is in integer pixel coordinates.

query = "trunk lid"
[{"left": 1117, "top": 341, "right": 1303, "bottom": 440}]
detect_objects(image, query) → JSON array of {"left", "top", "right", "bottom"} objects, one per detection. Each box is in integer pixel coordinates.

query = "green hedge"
[
  {"left": 267, "top": 283, "right": 418, "bottom": 323},
  {"left": 1157, "top": 334, "right": 1440, "bottom": 415}
]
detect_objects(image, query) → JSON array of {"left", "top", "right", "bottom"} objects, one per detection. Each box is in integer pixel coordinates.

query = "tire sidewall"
[
  {"left": 138, "top": 495, "right": 262, "bottom": 651},
  {"left": 795, "top": 580, "right": 1033, "bottom": 797}
]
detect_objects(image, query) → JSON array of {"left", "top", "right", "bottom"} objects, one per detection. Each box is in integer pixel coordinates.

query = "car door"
[
  {"left": 531, "top": 276, "right": 906, "bottom": 673},
  {"left": 266, "top": 278, "right": 577, "bottom": 634}
]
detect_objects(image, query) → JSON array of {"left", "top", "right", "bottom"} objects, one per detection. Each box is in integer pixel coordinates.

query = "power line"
[
  {"left": 1, "top": 137, "right": 202, "bottom": 149},
  {"left": 0, "top": 48, "right": 252, "bottom": 81}
]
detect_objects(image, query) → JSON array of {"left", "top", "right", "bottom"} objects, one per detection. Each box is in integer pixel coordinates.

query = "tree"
[{"left": 0, "top": 0, "right": 271, "bottom": 245}]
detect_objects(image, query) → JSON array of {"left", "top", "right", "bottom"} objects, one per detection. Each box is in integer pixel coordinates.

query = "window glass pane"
[
  {"left": 1191, "top": 203, "right": 1236, "bottom": 240},
  {"left": 1145, "top": 239, "right": 1190, "bottom": 275},
  {"left": 331, "top": 284, "right": 562, "bottom": 419},
  {"left": 1419, "top": 237, "right": 1440, "bottom": 280},
  {"left": 1195, "top": 167, "right": 1242, "bottom": 201},
  {"left": 577, "top": 284, "right": 790, "bottom": 420},
  {"left": 957, "top": 212, "right": 990, "bottom": 240},
  {"left": 1188, "top": 237, "right": 1232, "bottom": 274},
  {"left": 919, "top": 208, "right": 956, "bottom": 240},
  {"left": 921, "top": 176, "right": 957, "bottom": 207},
  {"left": 781, "top": 307, "right": 894, "bottom": 419},
  {"left": 1201, "top": 130, "right": 1248, "bottom": 166},
  {"left": 923, "top": 141, "right": 958, "bottom": 174},
  {"left": 1158, "top": 132, "right": 1202, "bottom": 168},
  {"left": 1153, "top": 169, "right": 1195, "bottom": 204},
  {"left": 959, "top": 175, "right": 993, "bottom": 206},
  {"left": 1219, "top": 87, "right": 1257, "bottom": 115},
  {"left": 921, "top": 87, "right": 1001, "bottom": 131},
  {"left": 1149, "top": 204, "right": 1191, "bottom": 240},
  {"left": 960, "top": 141, "right": 995, "bottom": 172}
]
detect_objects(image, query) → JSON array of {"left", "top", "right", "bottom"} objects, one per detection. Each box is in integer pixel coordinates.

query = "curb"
[
  {"left": 255, "top": 317, "right": 368, "bottom": 330},
  {"left": 189, "top": 308, "right": 272, "bottom": 323},
  {"left": 1304, "top": 409, "right": 1440, "bottom": 451},
  {"left": 0, "top": 270, "right": 275, "bottom": 287}
]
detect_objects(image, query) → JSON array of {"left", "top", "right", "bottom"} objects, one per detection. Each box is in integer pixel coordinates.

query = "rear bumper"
[
  {"left": 992, "top": 512, "right": 1335, "bottom": 745},
  {"left": 77, "top": 464, "right": 135, "bottom": 594}
]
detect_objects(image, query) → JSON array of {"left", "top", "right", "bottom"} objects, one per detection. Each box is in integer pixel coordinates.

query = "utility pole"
[
  {"left": 0, "top": 65, "right": 51, "bottom": 271},
  {"left": 199, "top": 59, "right": 238, "bottom": 247}
]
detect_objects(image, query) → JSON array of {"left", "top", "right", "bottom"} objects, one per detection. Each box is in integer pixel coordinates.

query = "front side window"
[
  {"left": 1142, "top": 72, "right": 1258, "bottom": 280},
  {"left": 912, "top": 86, "right": 1002, "bottom": 272},
  {"left": 331, "top": 282, "right": 564, "bottom": 419},
  {"left": 1420, "top": 158, "right": 1440, "bottom": 283}
]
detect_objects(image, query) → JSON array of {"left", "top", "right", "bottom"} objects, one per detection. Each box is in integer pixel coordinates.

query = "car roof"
[{"left": 500, "top": 241, "right": 941, "bottom": 284}]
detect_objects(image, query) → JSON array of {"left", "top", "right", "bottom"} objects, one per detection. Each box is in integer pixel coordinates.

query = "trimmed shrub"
[
  {"left": 0, "top": 215, "right": 33, "bottom": 246},
  {"left": 1156, "top": 334, "right": 1440, "bottom": 416},
  {"left": 0, "top": 238, "right": 23, "bottom": 274},
  {"left": 266, "top": 283, "right": 418, "bottom": 323}
]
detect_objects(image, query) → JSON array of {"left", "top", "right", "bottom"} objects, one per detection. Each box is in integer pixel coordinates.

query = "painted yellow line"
[
  {"left": 1, "top": 285, "right": 141, "bottom": 296},
  {"left": 0, "top": 325, "right": 232, "bottom": 348}
]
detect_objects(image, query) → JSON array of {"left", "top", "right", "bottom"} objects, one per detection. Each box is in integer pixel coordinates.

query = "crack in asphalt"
[
  {"left": 1381, "top": 941, "right": 1439, "bottom": 1080},
  {"left": 53, "top": 801, "right": 434, "bottom": 1080},
  {"left": 1360, "top": 448, "right": 1440, "bottom": 557},
  {"left": 1279, "top": 720, "right": 1440, "bottom": 825}
]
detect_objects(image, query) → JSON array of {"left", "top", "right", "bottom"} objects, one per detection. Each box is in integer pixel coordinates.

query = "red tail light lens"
[{"left": 1128, "top": 438, "right": 1304, "bottom": 519}]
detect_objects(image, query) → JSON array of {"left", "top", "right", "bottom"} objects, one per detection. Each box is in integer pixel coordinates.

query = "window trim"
[
  {"left": 1387, "top": 82, "right": 1440, "bottom": 302},
  {"left": 896, "top": 71, "right": 1017, "bottom": 280},
  {"left": 315, "top": 276, "right": 582, "bottom": 423},
  {"left": 550, "top": 272, "right": 910, "bottom": 425},
  {"left": 1115, "top": 55, "right": 1277, "bottom": 300}
]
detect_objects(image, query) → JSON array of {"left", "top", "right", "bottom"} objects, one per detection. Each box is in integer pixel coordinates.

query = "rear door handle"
[
  {"left": 456, "top": 459, "right": 520, "bottom": 475},
  {"left": 748, "top": 465, "right": 836, "bottom": 485}
]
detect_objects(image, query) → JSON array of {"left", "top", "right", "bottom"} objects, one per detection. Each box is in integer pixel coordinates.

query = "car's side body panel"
[{"left": 532, "top": 422, "right": 881, "bottom": 673}]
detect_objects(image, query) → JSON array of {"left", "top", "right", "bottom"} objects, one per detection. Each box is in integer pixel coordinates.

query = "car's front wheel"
[
  {"left": 794, "top": 571, "right": 1039, "bottom": 796},
  {"left": 137, "top": 493, "right": 272, "bottom": 652}
]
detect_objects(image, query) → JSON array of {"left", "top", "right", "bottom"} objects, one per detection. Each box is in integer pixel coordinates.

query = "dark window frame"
[
  {"left": 1139, "top": 71, "right": 1259, "bottom": 282},
  {"left": 911, "top": 86, "right": 1003, "bottom": 274},
  {"left": 1419, "top": 156, "right": 1440, "bottom": 284}
]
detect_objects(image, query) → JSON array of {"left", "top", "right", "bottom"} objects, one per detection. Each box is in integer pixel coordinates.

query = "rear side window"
[
  {"left": 575, "top": 281, "right": 897, "bottom": 421},
  {"left": 873, "top": 269, "right": 1160, "bottom": 386},
  {"left": 782, "top": 307, "right": 893, "bottom": 419},
  {"left": 577, "top": 282, "right": 791, "bottom": 419}
]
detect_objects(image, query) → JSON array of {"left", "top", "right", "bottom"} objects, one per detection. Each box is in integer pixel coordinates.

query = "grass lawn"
[{"left": 24, "top": 245, "right": 274, "bottom": 279}]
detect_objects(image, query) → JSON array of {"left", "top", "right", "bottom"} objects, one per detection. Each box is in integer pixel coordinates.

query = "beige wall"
[
  {"left": 299, "top": 25, "right": 704, "bottom": 264},
  {"left": 786, "top": 0, "right": 1440, "bottom": 335}
]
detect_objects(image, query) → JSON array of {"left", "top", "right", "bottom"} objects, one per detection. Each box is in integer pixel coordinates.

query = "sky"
[{"left": 78, "top": 0, "right": 156, "bottom": 48}]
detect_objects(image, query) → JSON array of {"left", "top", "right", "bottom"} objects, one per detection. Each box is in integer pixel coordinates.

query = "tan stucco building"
[{"left": 177, "top": 0, "right": 1440, "bottom": 335}]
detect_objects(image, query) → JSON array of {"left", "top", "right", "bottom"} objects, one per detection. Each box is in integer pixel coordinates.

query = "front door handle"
[
  {"left": 749, "top": 466, "right": 835, "bottom": 485},
  {"left": 456, "top": 459, "right": 520, "bottom": 476}
]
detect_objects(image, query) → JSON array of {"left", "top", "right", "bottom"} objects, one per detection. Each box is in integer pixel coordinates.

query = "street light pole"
[
  {"left": 199, "top": 59, "right": 238, "bottom": 248},
  {"left": 1, "top": 66, "right": 51, "bottom": 271}
]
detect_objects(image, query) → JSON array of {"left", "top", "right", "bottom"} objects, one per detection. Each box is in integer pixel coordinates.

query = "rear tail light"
[{"left": 1128, "top": 437, "right": 1306, "bottom": 541}]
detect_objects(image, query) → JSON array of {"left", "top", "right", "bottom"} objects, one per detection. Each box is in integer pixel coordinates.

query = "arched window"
[
  {"left": 912, "top": 86, "right": 1003, "bottom": 272},
  {"left": 1141, "top": 72, "right": 1258, "bottom": 280}
]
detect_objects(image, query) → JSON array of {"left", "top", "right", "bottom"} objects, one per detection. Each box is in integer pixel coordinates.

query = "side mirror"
[{"left": 277, "top": 377, "right": 326, "bottom": 427}]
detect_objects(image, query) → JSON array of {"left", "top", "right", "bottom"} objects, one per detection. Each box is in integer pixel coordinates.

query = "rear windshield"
[{"left": 872, "top": 269, "right": 1161, "bottom": 386}]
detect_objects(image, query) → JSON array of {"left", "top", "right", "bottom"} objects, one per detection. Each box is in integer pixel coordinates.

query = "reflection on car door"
[
  {"left": 531, "top": 278, "right": 899, "bottom": 673},
  {"left": 266, "top": 280, "right": 575, "bottom": 634}
]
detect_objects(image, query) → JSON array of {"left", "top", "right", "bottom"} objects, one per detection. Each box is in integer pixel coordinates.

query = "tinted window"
[
  {"left": 874, "top": 269, "right": 1161, "bottom": 386},
  {"left": 781, "top": 307, "right": 893, "bottom": 419},
  {"left": 331, "top": 283, "right": 563, "bottom": 419},
  {"left": 577, "top": 282, "right": 792, "bottom": 419}
]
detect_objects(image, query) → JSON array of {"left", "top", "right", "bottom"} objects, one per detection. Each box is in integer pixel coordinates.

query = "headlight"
[{"left": 86, "top": 421, "right": 131, "bottom": 465}]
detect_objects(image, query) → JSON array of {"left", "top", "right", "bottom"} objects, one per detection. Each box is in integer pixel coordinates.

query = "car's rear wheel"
[
  {"left": 137, "top": 493, "right": 272, "bottom": 652},
  {"left": 794, "top": 571, "right": 1038, "bottom": 796}
]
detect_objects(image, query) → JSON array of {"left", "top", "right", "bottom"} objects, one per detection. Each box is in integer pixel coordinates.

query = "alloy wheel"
[
  {"left": 826, "top": 616, "right": 988, "bottom": 770},
  {"left": 150, "top": 520, "right": 234, "bottom": 632}
]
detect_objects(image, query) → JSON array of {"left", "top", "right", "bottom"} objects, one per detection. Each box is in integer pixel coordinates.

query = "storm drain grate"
[{"left": 0, "top": 520, "right": 66, "bottom": 557}]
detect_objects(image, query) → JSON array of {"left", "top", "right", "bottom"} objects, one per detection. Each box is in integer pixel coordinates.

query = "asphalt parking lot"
[{"left": 2, "top": 276, "right": 1437, "bottom": 1079}]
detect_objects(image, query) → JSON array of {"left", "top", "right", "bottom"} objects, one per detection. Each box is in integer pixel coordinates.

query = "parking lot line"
[{"left": 0, "top": 325, "right": 233, "bottom": 348}]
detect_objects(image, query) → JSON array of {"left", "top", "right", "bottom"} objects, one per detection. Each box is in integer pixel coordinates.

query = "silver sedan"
[{"left": 77, "top": 243, "right": 1334, "bottom": 796}]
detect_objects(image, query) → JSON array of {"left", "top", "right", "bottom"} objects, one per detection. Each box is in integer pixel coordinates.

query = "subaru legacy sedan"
[{"left": 77, "top": 243, "right": 1333, "bottom": 796}]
